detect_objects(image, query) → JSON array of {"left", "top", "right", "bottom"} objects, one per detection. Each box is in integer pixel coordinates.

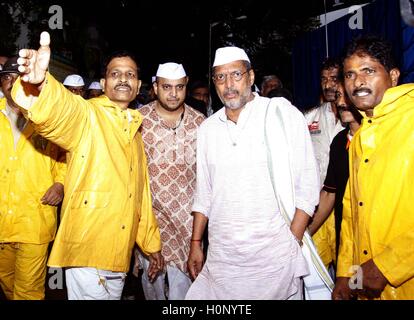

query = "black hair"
[
  {"left": 101, "top": 50, "right": 140, "bottom": 78},
  {"left": 343, "top": 35, "right": 397, "bottom": 72},
  {"left": 321, "top": 57, "right": 341, "bottom": 72}
]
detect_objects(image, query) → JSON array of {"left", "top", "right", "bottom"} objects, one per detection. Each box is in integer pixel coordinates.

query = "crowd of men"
[{"left": 1, "top": 31, "right": 414, "bottom": 300}]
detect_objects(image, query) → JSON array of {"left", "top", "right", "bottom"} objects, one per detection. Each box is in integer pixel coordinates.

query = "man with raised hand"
[{"left": 13, "top": 32, "right": 163, "bottom": 300}]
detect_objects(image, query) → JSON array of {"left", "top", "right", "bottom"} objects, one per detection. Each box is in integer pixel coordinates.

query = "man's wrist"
[{"left": 293, "top": 235, "right": 303, "bottom": 247}]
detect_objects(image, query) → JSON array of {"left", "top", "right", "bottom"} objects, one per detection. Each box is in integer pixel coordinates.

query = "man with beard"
[
  {"left": 185, "top": 47, "right": 319, "bottom": 299},
  {"left": 11, "top": 32, "right": 163, "bottom": 300},
  {"left": 137, "top": 63, "right": 205, "bottom": 300},
  {"left": 333, "top": 36, "right": 414, "bottom": 300}
]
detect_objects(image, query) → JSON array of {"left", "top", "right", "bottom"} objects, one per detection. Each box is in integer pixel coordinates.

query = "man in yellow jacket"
[
  {"left": 12, "top": 32, "right": 163, "bottom": 300},
  {"left": 0, "top": 57, "right": 66, "bottom": 300},
  {"left": 333, "top": 35, "right": 414, "bottom": 300}
]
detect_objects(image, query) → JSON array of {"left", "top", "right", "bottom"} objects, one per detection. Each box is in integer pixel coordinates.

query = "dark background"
[{"left": 0, "top": 0, "right": 372, "bottom": 90}]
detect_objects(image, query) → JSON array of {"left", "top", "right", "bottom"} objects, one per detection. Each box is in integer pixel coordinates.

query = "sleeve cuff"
[{"left": 191, "top": 204, "right": 209, "bottom": 218}]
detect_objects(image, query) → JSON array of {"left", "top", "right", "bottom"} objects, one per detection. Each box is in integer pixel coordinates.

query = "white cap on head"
[
  {"left": 88, "top": 81, "right": 102, "bottom": 90},
  {"left": 213, "top": 46, "right": 250, "bottom": 67},
  {"left": 63, "top": 74, "right": 85, "bottom": 87},
  {"left": 156, "top": 62, "right": 186, "bottom": 80}
]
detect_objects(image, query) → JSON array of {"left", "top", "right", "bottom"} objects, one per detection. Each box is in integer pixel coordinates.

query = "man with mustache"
[
  {"left": 185, "top": 47, "right": 319, "bottom": 299},
  {"left": 137, "top": 63, "right": 205, "bottom": 299},
  {"left": 333, "top": 35, "right": 414, "bottom": 300},
  {"left": 305, "top": 58, "right": 346, "bottom": 271},
  {"left": 11, "top": 32, "right": 163, "bottom": 300},
  {"left": 305, "top": 58, "right": 346, "bottom": 189},
  {"left": 308, "top": 80, "right": 362, "bottom": 264}
]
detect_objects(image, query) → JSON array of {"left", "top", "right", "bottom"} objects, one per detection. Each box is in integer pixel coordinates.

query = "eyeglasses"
[{"left": 212, "top": 70, "right": 249, "bottom": 84}]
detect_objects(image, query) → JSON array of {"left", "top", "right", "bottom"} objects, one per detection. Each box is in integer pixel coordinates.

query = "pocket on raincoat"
[{"left": 63, "top": 191, "right": 110, "bottom": 243}]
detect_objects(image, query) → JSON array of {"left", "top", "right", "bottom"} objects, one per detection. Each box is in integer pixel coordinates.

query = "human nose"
[
  {"left": 224, "top": 74, "right": 234, "bottom": 88},
  {"left": 170, "top": 86, "right": 177, "bottom": 97},
  {"left": 354, "top": 73, "right": 366, "bottom": 88}
]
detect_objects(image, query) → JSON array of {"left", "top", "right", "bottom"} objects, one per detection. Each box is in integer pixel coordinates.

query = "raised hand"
[{"left": 17, "top": 31, "right": 51, "bottom": 84}]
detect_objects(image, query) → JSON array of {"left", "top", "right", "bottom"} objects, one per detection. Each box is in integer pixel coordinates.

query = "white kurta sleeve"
[
  {"left": 284, "top": 101, "right": 320, "bottom": 216},
  {"left": 191, "top": 124, "right": 212, "bottom": 218}
]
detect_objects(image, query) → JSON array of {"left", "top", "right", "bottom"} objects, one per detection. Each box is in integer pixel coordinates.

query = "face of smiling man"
[
  {"left": 343, "top": 53, "right": 399, "bottom": 117},
  {"left": 100, "top": 56, "right": 141, "bottom": 110}
]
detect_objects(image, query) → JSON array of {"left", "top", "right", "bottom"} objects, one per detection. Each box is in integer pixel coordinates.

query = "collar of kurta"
[
  {"left": 146, "top": 100, "right": 192, "bottom": 127},
  {"left": 369, "top": 83, "right": 414, "bottom": 119}
]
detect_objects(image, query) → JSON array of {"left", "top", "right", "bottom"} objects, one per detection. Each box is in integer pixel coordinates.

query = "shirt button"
[
  {"left": 363, "top": 250, "right": 368, "bottom": 255},
  {"left": 359, "top": 202, "right": 363, "bottom": 206},
  {"left": 368, "top": 119, "right": 372, "bottom": 124},
  {"left": 364, "top": 159, "right": 369, "bottom": 163},
  {"left": 124, "top": 129, "right": 127, "bottom": 132},
  {"left": 84, "top": 200, "right": 88, "bottom": 205},
  {"left": 129, "top": 193, "right": 132, "bottom": 198},
  {"left": 121, "top": 225, "right": 125, "bottom": 230}
]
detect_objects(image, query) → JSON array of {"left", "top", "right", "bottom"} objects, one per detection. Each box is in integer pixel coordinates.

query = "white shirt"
[
  {"left": 304, "top": 102, "right": 345, "bottom": 186},
  {"left": 188, "top": 94, "right": 319, "bottom": 299}
]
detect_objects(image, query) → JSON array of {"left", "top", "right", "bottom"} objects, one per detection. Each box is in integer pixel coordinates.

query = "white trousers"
[
  {"left": 139, "top": 255, "right": 191, "bottom": 300},
  {"left": 65, "top": 267, "right": 126, "bottom": 300}
]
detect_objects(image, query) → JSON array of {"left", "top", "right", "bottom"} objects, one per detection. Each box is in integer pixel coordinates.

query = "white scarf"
[{"left": 264, "top": 98, "right": 334, "bottom": 300}]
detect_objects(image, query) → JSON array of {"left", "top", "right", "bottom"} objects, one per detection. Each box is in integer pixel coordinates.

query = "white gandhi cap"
[
  {"left": 63, "top": 74, "right": 85, "bottom": 87},
  {"left": 213, "top": 46, "right": 250, "bottom": 67},
  {"left": 88, "top": 81, "right": 102, "bottom": 90},
  {"left": 156, "top": 62, "right": 186, "bottom": 80}
]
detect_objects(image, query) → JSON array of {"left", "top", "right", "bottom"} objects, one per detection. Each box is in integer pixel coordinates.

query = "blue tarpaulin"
[{"left": 292, "top": 0, "right": 411, "bottom": 110}]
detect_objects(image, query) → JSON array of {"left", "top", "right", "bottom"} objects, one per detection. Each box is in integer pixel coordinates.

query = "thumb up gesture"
[{"left": 17, "top": 31, "right": 51, "bottom": 85}]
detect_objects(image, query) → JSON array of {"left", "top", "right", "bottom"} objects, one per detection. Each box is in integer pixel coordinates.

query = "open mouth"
[{"left": 353, "top": 89, "right": 371, "bottom": 97}]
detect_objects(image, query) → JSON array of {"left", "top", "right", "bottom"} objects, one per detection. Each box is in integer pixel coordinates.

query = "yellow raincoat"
[
  {"left": 337, "top": 84, "right": 414, "bottom": 299},
  {"left": 0, "top": 97, "right": 65, "bottom": 244},
  {"left": 12, "top": 74, "right": 161, "bottom": 273}
]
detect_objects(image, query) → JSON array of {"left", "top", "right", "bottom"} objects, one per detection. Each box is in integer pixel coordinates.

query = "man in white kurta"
[
  {"left": 185, "top": 47, "right": 320, "bottom": 300},
  {"left": 304, "top": 58, "right": 345, "bottom": 186}
]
